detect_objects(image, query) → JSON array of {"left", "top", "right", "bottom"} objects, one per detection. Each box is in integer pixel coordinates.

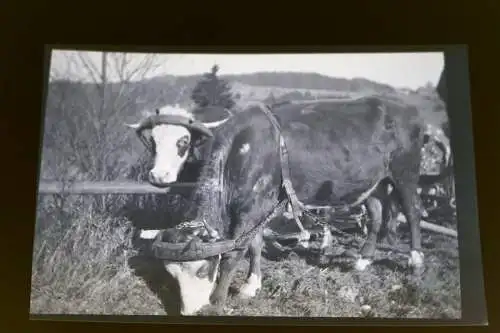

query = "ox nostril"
[{"left": 149, "top": 170, "right": 170, "bottom": 183}]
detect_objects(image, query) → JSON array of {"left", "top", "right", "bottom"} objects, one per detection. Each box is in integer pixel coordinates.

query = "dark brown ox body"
[{"left": 153, "top": 95, "right": 452, "bottom": 313}]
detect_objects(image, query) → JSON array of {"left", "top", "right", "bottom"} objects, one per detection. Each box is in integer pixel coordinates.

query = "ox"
[{"left": 134, "top": 96, "right": 452, "bottom": 315}]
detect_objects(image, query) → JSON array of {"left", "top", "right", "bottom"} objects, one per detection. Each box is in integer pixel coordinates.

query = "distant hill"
[
  {"left": 47, "top": 71, "right": 400, "bottom": 114},
  {"left": 223, "top": 72, "right": 397, "bottom": 92},
  {"left": 45, "top": 71, "right": 446, "bottom": 130},
  {"left": 143, "top": 71, "right": 397, "bottom": 91},
  {"left": 136, "top": 71, "right": 396, "bottom": 104}
]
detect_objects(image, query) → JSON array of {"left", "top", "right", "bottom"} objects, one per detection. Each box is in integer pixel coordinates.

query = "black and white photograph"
[{"left": 31, "top": 48, "right": 473, "bottom": 321}]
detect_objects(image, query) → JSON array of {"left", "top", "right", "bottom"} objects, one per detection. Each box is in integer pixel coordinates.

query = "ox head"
[
  {"left": 125, "top": 105, "right": 231, "bottom": 186},
  {"left": 141, "top": 190, "right": 287, "bottom": 315},
  {"left": 144, "top": 220, "right": 237, "bottom": 315}
]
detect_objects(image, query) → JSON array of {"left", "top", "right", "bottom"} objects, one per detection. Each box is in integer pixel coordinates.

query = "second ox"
[{"left": 132, "top": 96, "right": 452, "bottom": 315}]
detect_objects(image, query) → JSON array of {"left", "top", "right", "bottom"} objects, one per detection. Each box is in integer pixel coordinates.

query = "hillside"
[
  {"left": 143, "top": 71, "right": 397, "bottom": 91},
  {"left": 46, "top": 71, "right": 443, "bottom": 120},
  {"left": 136, "top": 71, "right": 396, "bottom": 103}
]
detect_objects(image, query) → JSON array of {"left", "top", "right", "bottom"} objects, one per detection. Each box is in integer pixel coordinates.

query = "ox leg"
[
  {"left": 393, "top": 182, "right": 425, "bottom": 271},
  {"left": 355, "top": 197, "right": 383, "bottom": 271},
  {"left": 210, "top": 249, "right": 247, "bottom": 308},
  {"left": 382, "top": 195, "right": 399, "bottom": 246},
  {"left": 238, "top": 232, "right": 263, "bottom": 299}
]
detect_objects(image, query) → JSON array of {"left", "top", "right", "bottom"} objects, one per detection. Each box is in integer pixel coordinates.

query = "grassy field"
[{"left": 30, "top": 194, "right": 460, "bottom": 319}]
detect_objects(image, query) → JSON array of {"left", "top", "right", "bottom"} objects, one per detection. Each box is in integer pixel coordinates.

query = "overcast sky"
[{"left": 49, "top": 49, "right": 444, "bottom": 90}]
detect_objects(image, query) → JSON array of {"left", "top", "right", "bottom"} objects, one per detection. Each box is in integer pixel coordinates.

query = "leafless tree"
[{"left": 42, "top": 51, "right": 166, "bottom": 213}]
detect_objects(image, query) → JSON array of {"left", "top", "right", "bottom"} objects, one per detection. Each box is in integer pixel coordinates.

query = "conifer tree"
[{"left": 190, "top": 64, "right": 236, "bottom": 110}]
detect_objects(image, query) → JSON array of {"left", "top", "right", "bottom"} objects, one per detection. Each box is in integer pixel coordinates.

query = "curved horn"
[
  {"left": 125, "top": 117, "right": 153, "bottom": 133},
  {"left": 188, "top": 121, "right": 215, "bottom": 138},
  {"left": 151, "top": 230, "right": 235, "bottom": 261},
  {"left": 202, "top": 117, "right": 230, "bottom": 129},
  {"left": 201, "top": 108, "right": 233, "bottom": 129},
  {"left": 125, "top": 122, "right": 142, "bottom": 130}
]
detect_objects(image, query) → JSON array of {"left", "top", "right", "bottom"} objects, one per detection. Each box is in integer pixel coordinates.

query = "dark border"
[
  {"left": 441, "top": 47, "right": 487, "bottom": 325},
  {"left": 28, "top": 45, "right": 486, "bottom": 326}
]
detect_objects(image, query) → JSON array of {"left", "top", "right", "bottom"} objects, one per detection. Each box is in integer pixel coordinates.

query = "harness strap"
[
  {"left": 232, "top": 198, "right": 289, "bottom": 250},
  {"left": 256, "top": 104, "right": 363, "bottom": 235},
  {"left": 258, "top": 104, "right": 309, "bottom": 236}
]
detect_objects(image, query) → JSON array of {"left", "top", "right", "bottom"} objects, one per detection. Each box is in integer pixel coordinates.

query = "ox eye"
[
  {"left": 177, "top": 136, "right": 190, "bottom": 148},
  {"left": 177, "top": 135, "right": 190, "bottom": 157}
]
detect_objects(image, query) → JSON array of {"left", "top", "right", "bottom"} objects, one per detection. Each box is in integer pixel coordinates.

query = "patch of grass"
[
  {"left": 30, "top": 205, "right": 164, "bottom": 315},
  {"left": 30, "top": 201, "right": 461, "bottom": 319},
  {"left": 203, "top": 245, "right": 461, "bottom": 319}
]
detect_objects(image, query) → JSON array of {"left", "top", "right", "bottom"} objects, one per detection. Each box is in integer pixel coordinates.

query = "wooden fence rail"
[
  {"left": 37, "top": 181, "right": 196, "bottom": 195},
  {"left": 37, "top": 180, "right": 458, "bottom": 238}
]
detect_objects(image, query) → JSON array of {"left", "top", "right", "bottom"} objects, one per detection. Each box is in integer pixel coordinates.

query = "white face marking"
[
  {"left": 150, "top": 124, "right": 191, "bottom": 184},
  {"left": 239, "top": 143, "right": 251, "bottom": 155},
  {"left": 408, "top": 250, "right": 424, "bottom": 268},
  {"left": 238, "top": 273, "right": 262, "bottom": 299},
  {"left": 164, "top": 258, "right": 220, "bottom": 316}
]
